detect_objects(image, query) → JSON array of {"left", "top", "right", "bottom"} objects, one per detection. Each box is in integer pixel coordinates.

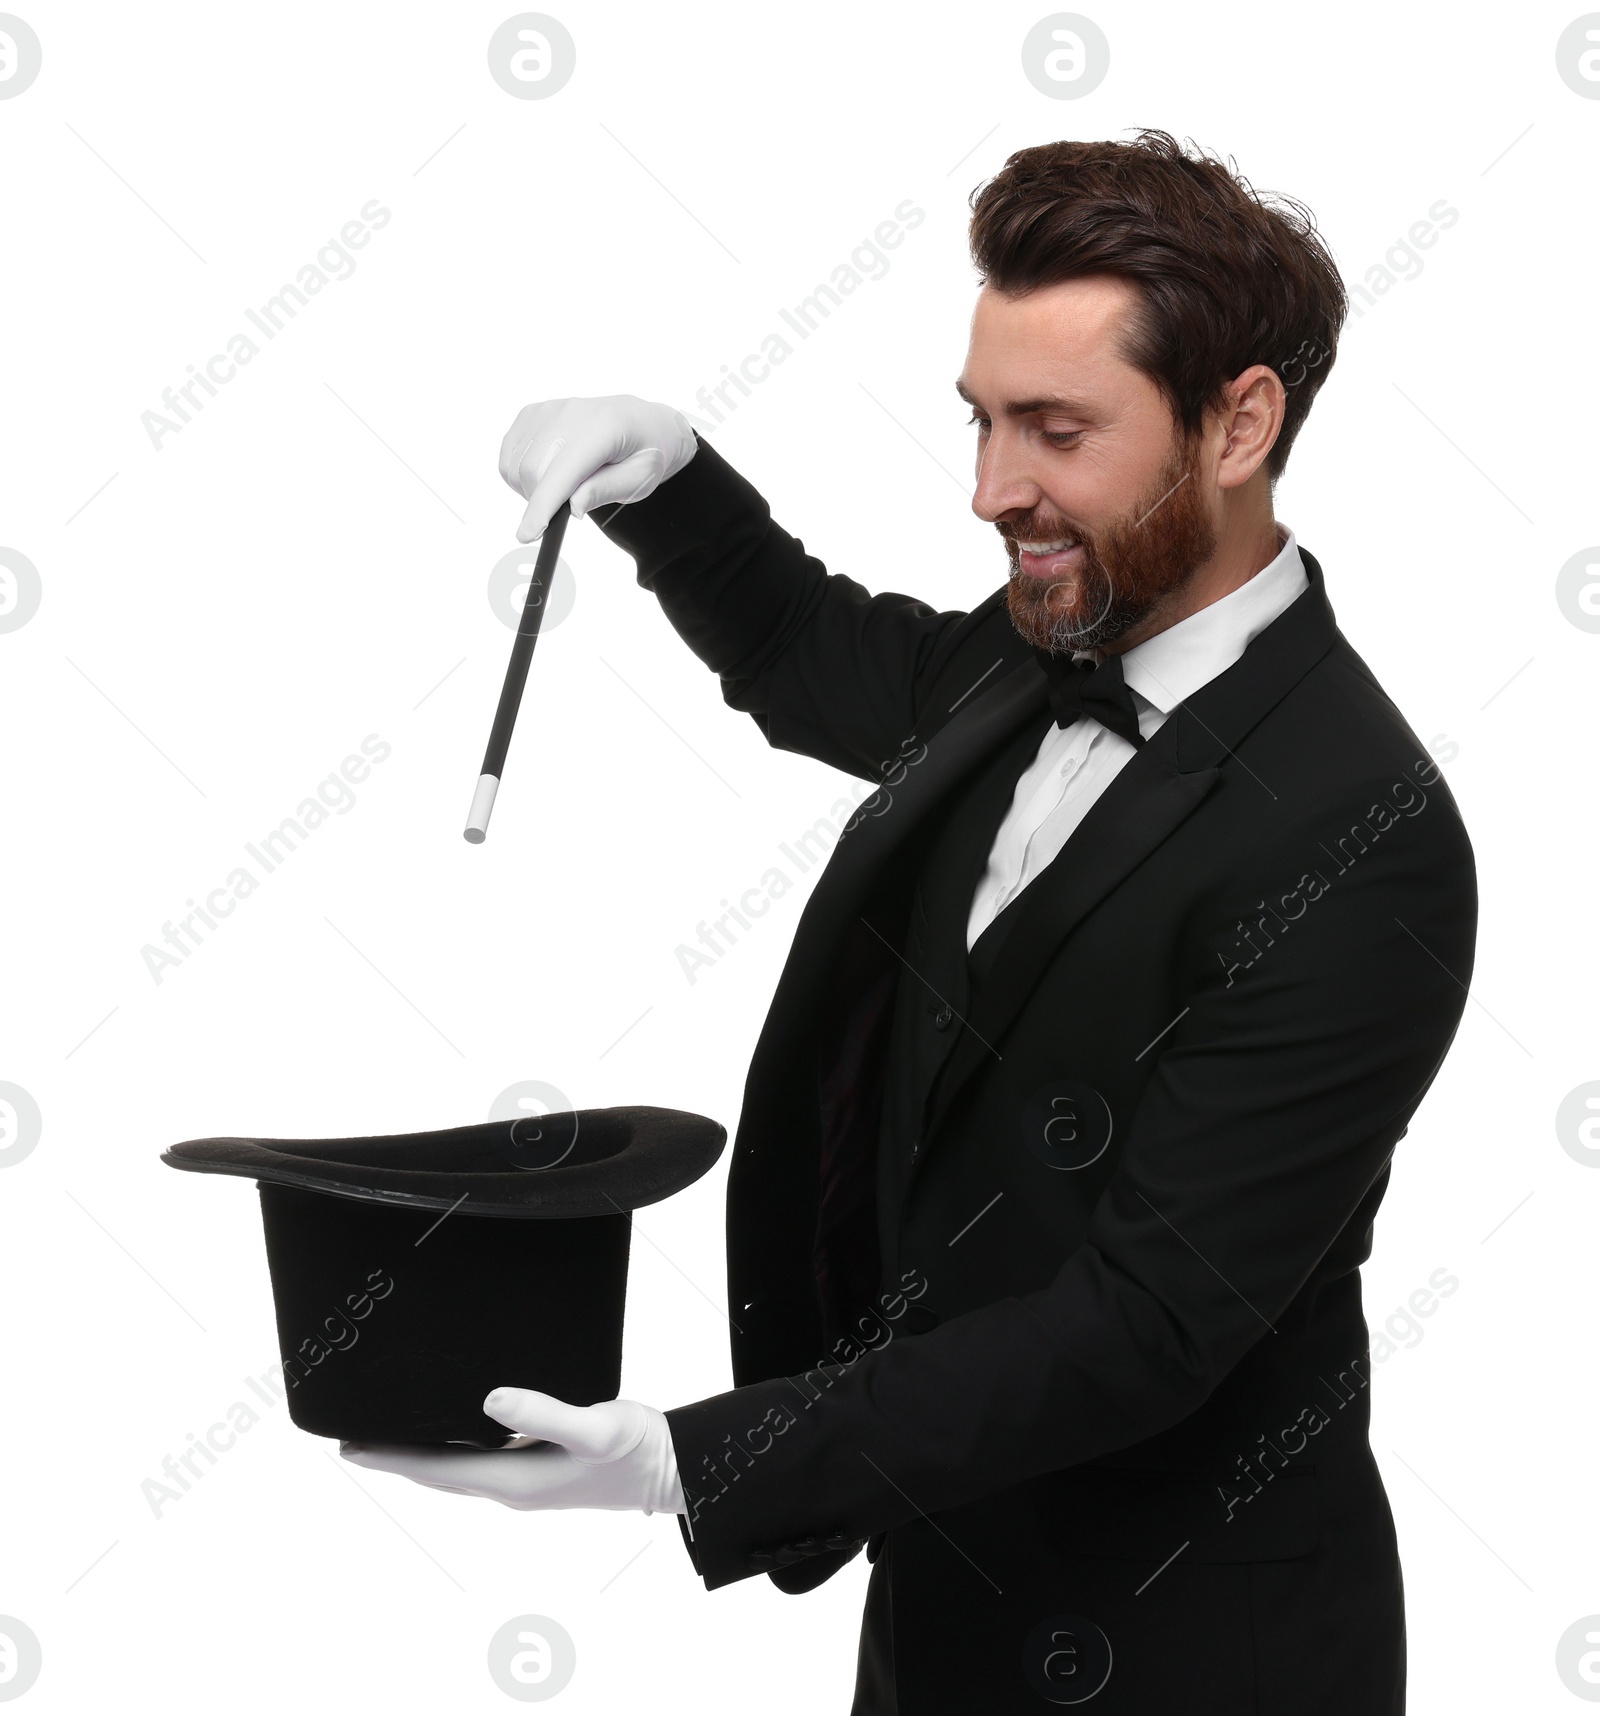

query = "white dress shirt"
[{"left": 966, "top": 527, "right": 1309, "bottom": 950}]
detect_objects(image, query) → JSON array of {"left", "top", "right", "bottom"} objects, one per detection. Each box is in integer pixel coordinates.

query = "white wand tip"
[{"left": 463, "top": 773, "right": 500, "bottom": 844}]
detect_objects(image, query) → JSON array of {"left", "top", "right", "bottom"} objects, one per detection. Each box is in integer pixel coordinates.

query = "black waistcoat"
[{"left": 873, "top": 709, "right": 1058, "bottom": 1289}]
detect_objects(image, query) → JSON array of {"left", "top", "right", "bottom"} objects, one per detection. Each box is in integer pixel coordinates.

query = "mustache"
[{"left": 1000, "top": 521, "right": 1089, "bottom": 551}]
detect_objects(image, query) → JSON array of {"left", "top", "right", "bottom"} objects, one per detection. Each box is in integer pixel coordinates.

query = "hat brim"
[{"left": 162, "top": 1105, "right": 725, "bottom": 1219}]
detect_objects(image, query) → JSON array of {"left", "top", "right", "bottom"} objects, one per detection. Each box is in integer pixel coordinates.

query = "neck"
[{"left": 1101, "top": 491, "right": 1282, "bottom": 658}]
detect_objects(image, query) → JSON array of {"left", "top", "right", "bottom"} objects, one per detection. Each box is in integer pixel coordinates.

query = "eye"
[
  {"left": 1042, "top": 430, "right": 1083, "bottom": 448},
  {"left": 966, "top": 411, "right": 990, "bottom": 432}
]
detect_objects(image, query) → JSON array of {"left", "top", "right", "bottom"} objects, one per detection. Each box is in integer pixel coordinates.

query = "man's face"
[{"left": 958, "top": 276, "right": 1218, "bottom": 654}]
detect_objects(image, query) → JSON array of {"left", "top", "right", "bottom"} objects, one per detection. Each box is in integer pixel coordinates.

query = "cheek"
[{"left": 1054, "top": 433, "right": 1144, "bottom": 514}]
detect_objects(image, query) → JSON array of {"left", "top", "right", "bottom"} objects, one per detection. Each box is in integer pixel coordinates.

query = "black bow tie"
[{"left": 1034, "top": 648, "right": 1146, "bottom": 749}]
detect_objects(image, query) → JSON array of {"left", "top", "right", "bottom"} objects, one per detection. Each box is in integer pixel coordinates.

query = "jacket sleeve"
[
  {"left": 592, "top": 434, "right": 976, "bottom": 779},
  {"left": 662, "top": 779, "right": 1477, "bottom": 1588}
]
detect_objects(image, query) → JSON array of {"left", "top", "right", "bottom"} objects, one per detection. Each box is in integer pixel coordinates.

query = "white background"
[{"left": 1, "top": 1, "right": 1596, "bottom": 1710}]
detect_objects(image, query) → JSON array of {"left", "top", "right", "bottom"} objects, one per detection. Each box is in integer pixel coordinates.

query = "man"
[{"left": 347, "top": 131, "right": 1476, "bottom": 1713}]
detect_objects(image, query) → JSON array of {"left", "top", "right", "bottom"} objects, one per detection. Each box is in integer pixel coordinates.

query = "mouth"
[{"left": 1012, "top": 536, "right": 1086, "bottom": 581}]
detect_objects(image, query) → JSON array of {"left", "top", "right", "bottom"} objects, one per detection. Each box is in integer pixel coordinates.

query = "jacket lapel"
[
  {"left": 920, "top": 551, "right": 1342, "bottom": 1141},
  {"left": 922, "top": 728, "right": 1221, "bottom": 1140},
  {"left": 785, "top": 658, "right": 1049, "bottom": 964}
]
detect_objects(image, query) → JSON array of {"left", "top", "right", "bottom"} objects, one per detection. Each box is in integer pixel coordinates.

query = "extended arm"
[
  {"left": 499, "top": 396, "right": 977, "bottom": 779},
  {"left": 660, "top": 793, "right": 1476, "bottom": 1586}
]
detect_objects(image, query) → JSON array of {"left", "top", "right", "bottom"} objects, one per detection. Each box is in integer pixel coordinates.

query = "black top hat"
[{"left": 163, "top": 1106, "right": 725, "bottom": 1447}]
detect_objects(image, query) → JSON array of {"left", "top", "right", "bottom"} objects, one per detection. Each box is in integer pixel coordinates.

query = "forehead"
[{"left": 959, "top": 276, "right": 1148, "bottom": 408}]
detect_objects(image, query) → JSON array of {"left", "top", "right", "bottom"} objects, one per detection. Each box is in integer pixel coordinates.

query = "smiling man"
[
  {"left": 348, "top": 131, "right": 1476, "bottom": 1714},
  {"left": 962, "top": 278, "right": 1260, "bottom": 657}
]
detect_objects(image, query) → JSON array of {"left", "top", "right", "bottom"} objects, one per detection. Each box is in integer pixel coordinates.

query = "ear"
[{"left": 1214, "top": 364, "right": 1285, "bottom": 490}]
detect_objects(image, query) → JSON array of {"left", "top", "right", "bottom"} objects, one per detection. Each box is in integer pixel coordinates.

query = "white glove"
[
  {"left": 340, "top": 1389, "right": 684, "bottom": 1514},
  {"left": 497, "top": 395, "right": 698, "bottom": 543}
]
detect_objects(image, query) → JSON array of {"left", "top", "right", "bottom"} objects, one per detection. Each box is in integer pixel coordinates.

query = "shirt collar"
[{"left": 1118, "top": 524, "right": 1309, "bottom": 716}]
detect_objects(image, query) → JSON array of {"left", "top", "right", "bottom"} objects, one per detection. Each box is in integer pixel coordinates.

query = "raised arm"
[{"left": 499, "top": 396, "right": 975, "bottom": 779}]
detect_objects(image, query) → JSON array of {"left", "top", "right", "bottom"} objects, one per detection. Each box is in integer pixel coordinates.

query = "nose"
[{"left": 971, "top": 427, "right": 1042, "bottom": 526}]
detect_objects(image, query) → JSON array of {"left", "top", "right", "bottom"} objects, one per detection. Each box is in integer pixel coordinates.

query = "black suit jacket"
[{"left": 595, "top": 438, "right": 1476, "bottom": 1714}]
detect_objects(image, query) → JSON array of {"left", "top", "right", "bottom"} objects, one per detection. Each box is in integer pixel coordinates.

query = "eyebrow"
[{"left": 955, "top": 378, "right": 1096, "bottom": 418}]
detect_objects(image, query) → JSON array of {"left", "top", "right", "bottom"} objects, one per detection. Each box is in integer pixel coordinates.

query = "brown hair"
[{"left": 968, "top": 130, "right": 1346, "bottom": 481}]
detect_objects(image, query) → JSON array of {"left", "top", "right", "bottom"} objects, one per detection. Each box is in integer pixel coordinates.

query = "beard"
[{"left": 1002, "top": 433, "right": 1218, "bottom": 654}]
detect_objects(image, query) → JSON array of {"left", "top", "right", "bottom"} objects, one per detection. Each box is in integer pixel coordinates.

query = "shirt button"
[{"left": 934, "top": 1005, "right": 953, "bottom": 1030}]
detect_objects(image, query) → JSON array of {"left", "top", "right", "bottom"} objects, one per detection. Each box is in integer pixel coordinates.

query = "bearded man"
[{"left": 349, "top": 130, "right": 1475, "bottom": 1715}]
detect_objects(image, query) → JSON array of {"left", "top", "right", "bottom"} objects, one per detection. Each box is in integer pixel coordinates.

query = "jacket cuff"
[
  {"left": 664, "top": 1392, "right": 866, "bottom": 1591},
  {"left": 674, "top": 1511, "right": 702, "bottom": 1578}
]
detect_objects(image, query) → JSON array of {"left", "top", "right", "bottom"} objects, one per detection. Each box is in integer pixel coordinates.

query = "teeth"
[{"left": 1019, "top": 538, "right": 1079, "bottom": 553}]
